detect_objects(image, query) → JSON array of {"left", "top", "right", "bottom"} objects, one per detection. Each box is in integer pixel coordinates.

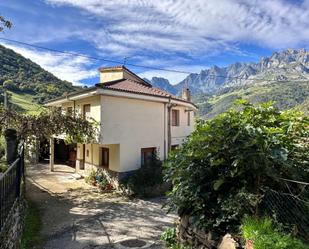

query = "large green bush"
[
  {"left": 122, "top": 155, "right": 166, "bottom": 197},
  {"left": 164, "top": 100, "right": 309, "bottom": 235}
]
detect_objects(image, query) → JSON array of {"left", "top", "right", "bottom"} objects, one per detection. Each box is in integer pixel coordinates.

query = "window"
[
  {"left": 141, "top": 147, "right": 156, "bottom": 166},
  {"left": 171, "top": 109, "right": 179, "bottom": 126},
  {"left": 83, "top": 104, "right": 91, "bottom": 119},
  {"left": 187, "top": 111, "right": 190, "bottom": 126},
  {"left": 171, "top": 144, "right": 179, "bottom": 150},
  {"left": 101, "top": 147, "right": 109, "bottom": 168},
  {"left": 86, "top": 149, "right": 89, "bottom": 157},
  {"left": 67, "top": 107, "right": 73, "bottom": 116}
]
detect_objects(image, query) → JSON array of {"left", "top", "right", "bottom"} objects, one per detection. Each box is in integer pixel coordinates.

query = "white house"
[{"left": 45, "top": 66, "right": 197, "bottom": 182}]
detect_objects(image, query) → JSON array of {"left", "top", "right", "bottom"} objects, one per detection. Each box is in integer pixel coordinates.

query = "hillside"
[
  {"left": 0, "top": 44, "right": 79, "bottom": 107},
  {"left": 8, "top": 91, "right": 44, "bottom": 114},
  {"left": 195, "top": 81, "right": 309, "bottom": 118}
]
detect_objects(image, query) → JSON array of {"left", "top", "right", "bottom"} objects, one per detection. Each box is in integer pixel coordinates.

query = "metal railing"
[{"left": 0, "top": 146, "right": 24, "bottom": 233}]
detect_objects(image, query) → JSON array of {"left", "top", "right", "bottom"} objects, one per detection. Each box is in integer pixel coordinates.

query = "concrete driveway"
[{"left": 26, "top": 163, "right": 175, "bottom": 249}]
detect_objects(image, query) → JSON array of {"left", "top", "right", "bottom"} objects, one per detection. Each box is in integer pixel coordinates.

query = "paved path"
[{"left": 26, "top": 163, "right": 175, "bottom": 249}]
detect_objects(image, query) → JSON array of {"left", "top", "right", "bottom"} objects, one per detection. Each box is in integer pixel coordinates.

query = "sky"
[{"left": 0, "top": 0, "right": 309, "bottom": 86}]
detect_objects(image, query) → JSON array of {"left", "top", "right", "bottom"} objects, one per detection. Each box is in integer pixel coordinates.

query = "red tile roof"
[
  {"left": 45, "top": 78, "right": 196, "bottom": 108},
  {"left": 96, "top": 79, "right": 188, "bottom": 102}
]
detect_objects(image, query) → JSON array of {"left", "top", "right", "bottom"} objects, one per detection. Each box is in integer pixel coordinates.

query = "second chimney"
[{"left": 181, "top": 88, "right": 191, "bottom": 101}]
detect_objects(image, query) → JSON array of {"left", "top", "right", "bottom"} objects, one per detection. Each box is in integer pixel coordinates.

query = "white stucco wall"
[
  {"left": 101, "top": 95, "right": 166, "bottom": 172},
  {"left": 61, "top": 95, "right": 101, "bottom": 122},
  {"left": 59, "top": 93, "right": 195, "bottom": 173},
  {"left": 100, "top": 71, "right": 124, "bottom": 83},
  {"left": 171, "top": 106, "right": 195, "bottom": 146}
]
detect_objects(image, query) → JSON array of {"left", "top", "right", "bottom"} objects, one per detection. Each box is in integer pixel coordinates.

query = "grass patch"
[
  {"left": 9, "top": 91, "right": 45, "bottom": 115},
  {"left": 21, "top": 199, "right": 44, "bottom": 249},
  {"left": 241, "top": 217, "right": 309, "bottom": 249}
]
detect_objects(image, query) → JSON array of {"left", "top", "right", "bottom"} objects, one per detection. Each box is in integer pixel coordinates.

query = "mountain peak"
[{"left": 175, "top": 48, "right": 308, "bottom": 94}]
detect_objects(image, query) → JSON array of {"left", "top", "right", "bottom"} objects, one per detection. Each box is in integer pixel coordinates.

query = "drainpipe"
[
  {"left": 163, "top": 103, "right": 166, "bottom": 160},
  {"left": 73, "top": 100, "right": 76, "bottom": 118},
  {"left": 167, "top": 97, "right": 172, "bottom": 154}
]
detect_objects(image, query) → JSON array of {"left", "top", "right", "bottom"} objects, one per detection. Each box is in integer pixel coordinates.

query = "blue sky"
[{"left": 0, "top": 0, "right": 309, "bottom": 85}]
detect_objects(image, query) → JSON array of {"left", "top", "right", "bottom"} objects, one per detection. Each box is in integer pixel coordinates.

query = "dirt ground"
[{"left": 26, "top": 163, "right": 176, "bottom": 249}]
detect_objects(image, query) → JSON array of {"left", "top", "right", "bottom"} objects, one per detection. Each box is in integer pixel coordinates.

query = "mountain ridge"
[{"left": 149, "top": 48, "right": 309, "bottom": 95}]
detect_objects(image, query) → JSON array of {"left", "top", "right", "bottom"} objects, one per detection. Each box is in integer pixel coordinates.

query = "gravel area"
[{"left": 26, "top": 163, "right": 175, "bottom": 249}]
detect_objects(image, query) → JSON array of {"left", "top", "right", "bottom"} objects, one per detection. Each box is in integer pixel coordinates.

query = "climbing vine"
[{"left": 0, "top": 106, "right": 99, "bottom": 144}]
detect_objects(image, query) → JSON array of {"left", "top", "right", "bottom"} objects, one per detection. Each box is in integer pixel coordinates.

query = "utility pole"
[{"left": 3, "top": 88, "right": 8, "bottom": 109}]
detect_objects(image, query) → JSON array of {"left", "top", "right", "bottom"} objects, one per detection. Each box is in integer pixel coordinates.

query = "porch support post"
[{"left": 49, "top": 138, "right": 54, "bottom": 172}]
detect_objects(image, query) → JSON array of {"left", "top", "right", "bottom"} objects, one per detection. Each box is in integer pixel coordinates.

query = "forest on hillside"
[
  {"left": 195, "top": 81, "right": 309, "bottom": 118},
  {"left": 0, "top": 45, "right": 79, "bottom": 104}
]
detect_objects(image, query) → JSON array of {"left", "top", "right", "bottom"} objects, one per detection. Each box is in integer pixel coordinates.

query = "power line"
[
  {"left": 0, "top": 37, "right": 308, "bottom": 83},
  {"left": 0, "top": 37, "right": 192, "bottom": 74}
]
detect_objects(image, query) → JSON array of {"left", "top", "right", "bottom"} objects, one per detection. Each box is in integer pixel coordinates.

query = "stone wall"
[
  {"left": 0, "top": 198, "right": 26, "bottom": 249},
  {"left": 177, "top": 216, "right": 239, "bottom": 249}
]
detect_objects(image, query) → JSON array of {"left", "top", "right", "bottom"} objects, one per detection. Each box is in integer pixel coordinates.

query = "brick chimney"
[
  {"left": 181, "top": 88, "right": 191, "bottom": 101},
  {"left": 98, "top": 65, "right": 144, "bottom": 84}
]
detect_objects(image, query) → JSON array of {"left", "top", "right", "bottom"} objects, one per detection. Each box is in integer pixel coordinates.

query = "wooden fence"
[{"left": 0, "top": 146, "right": 24, "bottom": 233}]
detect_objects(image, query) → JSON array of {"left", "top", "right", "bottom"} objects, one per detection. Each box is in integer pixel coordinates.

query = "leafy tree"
[
  {"left": 164, "top": 100, "right": 309, "bottom": 235},
  {"left": 0, "top": 106, "right": 99, "bottom": 144},
  {"left": 3, "top": 79, "right": 18, "bottom": 91}
]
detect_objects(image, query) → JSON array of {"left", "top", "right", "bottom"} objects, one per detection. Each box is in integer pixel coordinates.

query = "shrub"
[
  {"left": 95, "top": 169, "right": 114, "bottom": 191},
  {"left": 161, "top": 227, "right": 192, "bottom": 249},
  {"left": 85, "top": 169, "right": 97, "bottom": 185},
  {"left": 85, "top": 169, "right": 114, "bottom": 191},
  {"left": 122, "top": 155, "right": 166, "bottom": 197},
  {"left": 0, "top": 136, "right": 7, "bottom": 173},
  {"left": 161, "top": 227, "right": 177, "bottom": 247},
  {"left": 241, "top": 217, "right": 309, "bottom": 249},
  {"left": 0, "top": 136, "right": 5, "bottom": 159},
  {"left": 164, "top": 101, "right": 309, "bottom": 235}
]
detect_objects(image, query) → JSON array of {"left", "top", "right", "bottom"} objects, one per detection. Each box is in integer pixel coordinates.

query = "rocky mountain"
[
  {"left": 0, "top": 44, "right": 79, "bottom": 105},
  {"left": 177, "top": 48, "right": 309, "bottom": 94},
  {"left": 149, "top": 48, "right": 309, "bottom": 95},
  {"left": 145, "top": 77, "right": 177, "bottom": 95},
  {"left": 148, "top": 48, "right": 309, "bottom": 117}
]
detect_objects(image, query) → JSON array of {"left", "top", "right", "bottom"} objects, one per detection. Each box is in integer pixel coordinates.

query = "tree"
[
  {"left": 0, "top": 15, "right": 12, "bottom": 32},
  {"left": 0, "top": 106, "right": 99, "bottom": 144},
  {"left": 164, "top": 100, "right": 309, "bottom": 235}
]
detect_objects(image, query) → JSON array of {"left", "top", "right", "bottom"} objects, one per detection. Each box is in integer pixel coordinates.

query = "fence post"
[
  {"left": 16, "top": 156, "right": 21, "bottom": 197},
  {"left": 4, "top": 129, "right": 18, "bottom": 165},
  {"left": 21, "top": 146, "right": 25, "bottom": 182}
]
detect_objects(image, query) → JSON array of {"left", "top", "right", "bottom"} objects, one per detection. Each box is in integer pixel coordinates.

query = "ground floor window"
[
  {"left": 101, "top": 147, "right": 109, "bottom": 168},
  {"left": 171, "top": 144, "right": 179, "bottom": 150},
  {"left": 141, "top": 147, "right": 156, "bottom": 166}
]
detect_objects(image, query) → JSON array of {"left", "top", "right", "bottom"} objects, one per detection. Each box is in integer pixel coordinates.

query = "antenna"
[{"left": 123, "top": 56, "right": 133, "bottom": 66}]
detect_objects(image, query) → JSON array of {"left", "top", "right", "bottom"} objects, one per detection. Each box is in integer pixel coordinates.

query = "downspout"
[
  {"left": 163, "top": 103, "right": 166, "bottom": 160},
  {"left": 167, "top": 97, "right": 172, "bottom": 154},
  {"left": 73, "top": 100, "right": 76, "bottom": 118}
]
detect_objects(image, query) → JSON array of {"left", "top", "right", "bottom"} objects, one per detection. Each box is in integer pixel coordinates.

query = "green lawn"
[
  {"left": 21, "top": 199, "right": 44, "bottom": 249},
  {"left": 9, "top": 91, "right": 45, "bottom": 115}
]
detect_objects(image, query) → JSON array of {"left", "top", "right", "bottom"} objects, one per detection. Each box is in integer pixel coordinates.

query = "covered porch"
[
  {"left": 49, "top": 139, "right": 120, "bottom": 176},
  {"left": 49, "top": 138, "right": 77, "bottom": 172}
]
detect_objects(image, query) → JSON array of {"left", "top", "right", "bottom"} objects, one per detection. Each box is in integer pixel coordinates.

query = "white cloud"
[
  {"left": 45, "top": 0, "right": 309, "bottom": 55},
  {"left": 1, "top": 42, "right": 97, "bottom": 85}
]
